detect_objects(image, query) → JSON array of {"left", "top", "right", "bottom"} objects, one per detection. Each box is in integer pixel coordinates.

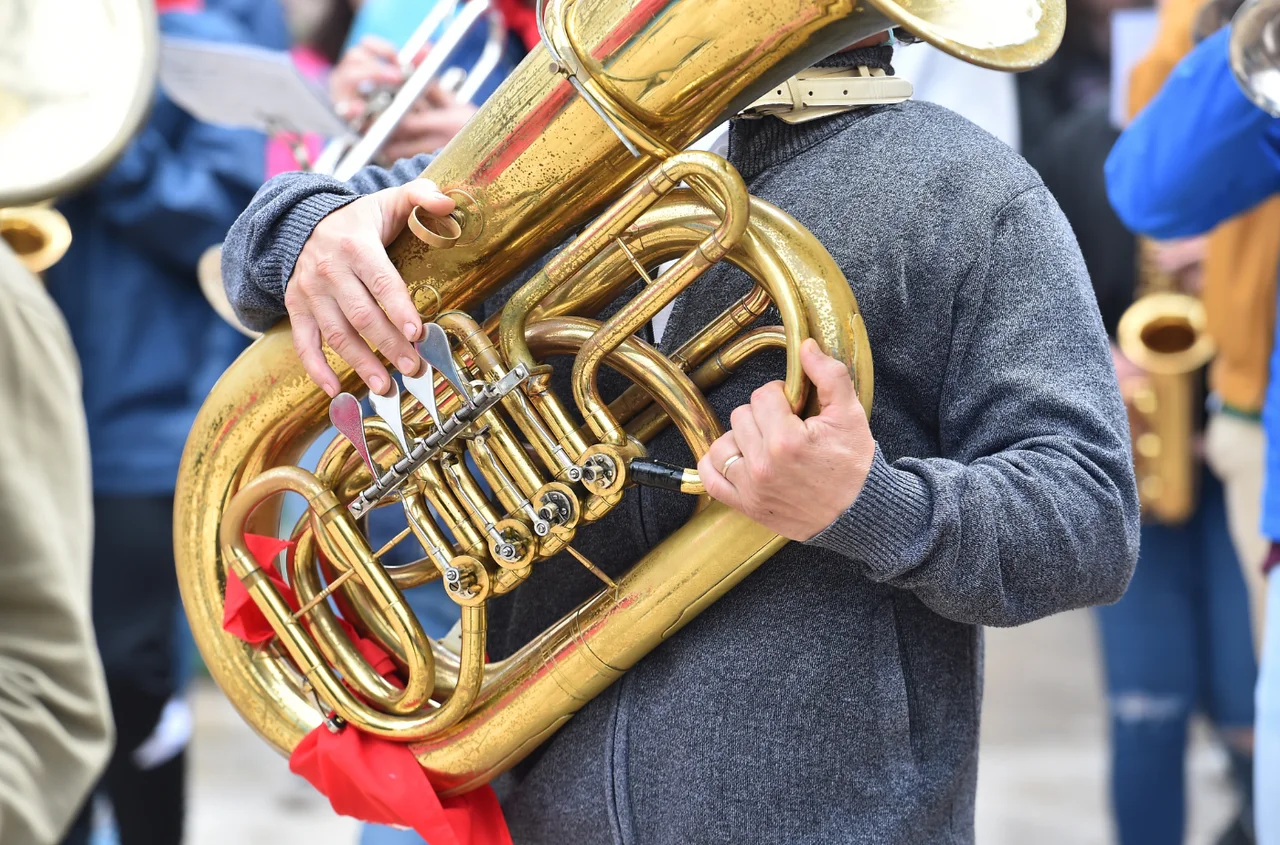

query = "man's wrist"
[
  {"left": 803, "top": 445, "right": 932, "bottom": 573},
  {"left": 269, "top": 192, "right": 363, "bottom": 298}
]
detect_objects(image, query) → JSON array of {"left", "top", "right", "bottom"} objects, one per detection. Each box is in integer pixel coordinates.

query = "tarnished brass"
[
  {"left": 1117, "top": 240, "right": 1216, "bottom": 524},
  {"left": 176, "top": 0, "right": 1064, "bottom": 794}
]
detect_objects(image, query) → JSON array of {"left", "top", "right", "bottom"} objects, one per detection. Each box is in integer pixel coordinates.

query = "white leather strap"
[{"left": 740, "top": 65, "right": 913, "bottom": 124}]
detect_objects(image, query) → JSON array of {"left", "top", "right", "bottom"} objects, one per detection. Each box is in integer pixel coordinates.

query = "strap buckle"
[{"left": 740, "top": 66, "right": 913, "bottom": 124}]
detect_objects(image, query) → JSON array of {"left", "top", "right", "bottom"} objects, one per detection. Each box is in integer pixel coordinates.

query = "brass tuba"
[
  {"left": 175, "top": 0, "right": 1064, "bottom": 793},
  {"left": 0, "top": 0, "right": 158, "bottom": 272},
  {"left": 1117, "top": 240, "right": 1215, "bottom": 524}
]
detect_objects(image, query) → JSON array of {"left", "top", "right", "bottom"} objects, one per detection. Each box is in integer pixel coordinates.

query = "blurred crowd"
[{"left": 1, "top": 0, "right": 1278, "bottom": 843}]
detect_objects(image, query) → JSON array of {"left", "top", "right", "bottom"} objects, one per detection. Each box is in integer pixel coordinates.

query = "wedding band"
[{"left": 721, "top": 454, "right": 742, "bottom": 475}]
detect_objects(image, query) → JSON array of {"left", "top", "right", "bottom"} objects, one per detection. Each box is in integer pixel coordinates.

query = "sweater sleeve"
[
  {"left": 221, "top": 154, "right": 432, "bottom": 332},
  {"left": 806, "top": 185, "right": 1140, "bottom": 627}
]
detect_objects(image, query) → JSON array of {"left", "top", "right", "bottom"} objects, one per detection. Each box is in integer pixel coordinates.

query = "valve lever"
[
  {"left": 417, "top": 323, "right": 473, "bottom": 407},
  {"left": 329, "top": 393, "right": 377, "bottom": 477},
  {"left": 401, "top": 362, "right": 443, "bottom": 431},
  {"left": 368, "top": 379, "right": 410, "bottom": 454}
]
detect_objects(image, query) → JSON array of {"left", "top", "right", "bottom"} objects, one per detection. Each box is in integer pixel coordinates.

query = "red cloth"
[
  {"left": 494, "top": 0, "right": 541, "bottom": 51},
  {"left": 223, "top": 534, "right": 512, "bottom": 845},
  {"left": 156, "top": 0, "right": 205, "bottom": 12},
  {"left": 1265, "top": 542, "right": 1280, "bottom": 576}
]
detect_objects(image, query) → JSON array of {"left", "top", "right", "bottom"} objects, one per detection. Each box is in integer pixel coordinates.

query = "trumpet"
[
  {"left": 312, "top": 0, "right": 511, "bottom": 180},
  {"left": 200, "top": 0, "right": 514, "bottom": 337}
]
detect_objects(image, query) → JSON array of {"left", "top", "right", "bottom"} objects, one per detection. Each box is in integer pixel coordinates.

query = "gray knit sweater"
[{"left": 222, "top": 50, "right": 1139, "bottom": 845}]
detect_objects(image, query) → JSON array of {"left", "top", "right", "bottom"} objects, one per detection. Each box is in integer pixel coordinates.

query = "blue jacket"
[
  {"left": 45, "top": 1, "right": 288, "bottom": 496},
  {"left": 1105, "top": 25, "right": 1280, "bottom": 538},
  {"left": 1105, "top": 26, "right": 1280, "bottom": 239}
]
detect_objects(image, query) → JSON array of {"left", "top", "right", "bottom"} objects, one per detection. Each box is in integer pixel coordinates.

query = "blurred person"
[
  {"left": 1123, "top": 0, "right": 1279, "bottom": 647},
  {"left": 1035, "top": 99, "right": 1258, "bottom": 845},
  {"left": 0, "top": 243, "right": 113, "bottom": 844},
  {"left": 1105, "top": 17, "right": 1280, "bottom": 845},
  {"left": 328, "top": 0, "right": 533, "bottom": 164},
  {"left": 48, "top": 2, "right": 289, "bottom": 844},
  {"left": 223, "top": 32, "right": 1141, "bottom": 843}
]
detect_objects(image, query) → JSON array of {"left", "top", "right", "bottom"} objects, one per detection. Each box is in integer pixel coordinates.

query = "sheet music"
[{"left": 159, "top": 37, "right": 349, "bottom": 137}]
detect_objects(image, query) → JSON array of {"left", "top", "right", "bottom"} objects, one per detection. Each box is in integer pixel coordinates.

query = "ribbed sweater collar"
[{"left": 729, "top": 45, "right": 894, "bottom": 180}]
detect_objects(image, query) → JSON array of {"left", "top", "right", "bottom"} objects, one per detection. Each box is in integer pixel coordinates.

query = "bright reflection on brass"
[{"left": 176, "top": 0, "right": 1063, "bottom": 795}]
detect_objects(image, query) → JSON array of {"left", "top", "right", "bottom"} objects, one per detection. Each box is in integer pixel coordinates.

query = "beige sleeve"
[{"left": 0, "top": 244, "right": 112, "bottom": 845}]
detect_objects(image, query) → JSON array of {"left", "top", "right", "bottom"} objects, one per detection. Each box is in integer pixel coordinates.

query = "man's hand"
[
  {"left": 380, "top": 84, "right": 479, "bottom": 161},
  {"left": 284, "top": 179, "right": 455, "bottom": 397},
  {"left": 330, "top": 36, "right": 404, "bottom": 122},
  {"left": 697, "top": 338, "right": 876, "bottom": 541}
]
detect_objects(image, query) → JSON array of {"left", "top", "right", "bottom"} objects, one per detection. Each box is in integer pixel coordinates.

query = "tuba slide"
[
  {"left": 176, "top": 0, "right": 1063, "bottom": 793},
  {"left": 0, "top": 0, "right": 158, "bottom": 273}
]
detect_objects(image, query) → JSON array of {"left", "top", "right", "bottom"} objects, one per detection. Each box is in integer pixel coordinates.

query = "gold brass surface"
[
  {"left": 1117, "top": 240, "right": 1216, "bottom": 524},
  {"left": 176, "top": 0, "right": 1064, "bottom": 793},
  {"left": 0, "top": 205, "right": 72, "bottom": 274},
  {"left": 1230, "top": 0, "right": 1280, "bottom": 115}
]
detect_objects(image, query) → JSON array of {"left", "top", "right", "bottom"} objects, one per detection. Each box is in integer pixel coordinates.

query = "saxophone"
[
  {"left": 1117, "top": 239, "right": 1215, "bottom": 524},
  {"left": 175, "top": 0, "right": 1064, "bottom": 793}
]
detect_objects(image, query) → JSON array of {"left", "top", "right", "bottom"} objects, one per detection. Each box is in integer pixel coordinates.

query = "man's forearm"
[
  {"left": 1105, "top": 26, "right": 1280, "bottom": 239},
  {"left": 222, "top": 154, "right": 431, "bottom": 332}
]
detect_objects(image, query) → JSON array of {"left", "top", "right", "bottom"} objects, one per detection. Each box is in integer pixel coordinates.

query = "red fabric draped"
[{"left": 222, "top": 534, "right": 512, "bottom": 845}]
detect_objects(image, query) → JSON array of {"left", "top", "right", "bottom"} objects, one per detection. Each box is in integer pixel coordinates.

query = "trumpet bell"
[
  {"left": 1231, "top": 0, "right": 1280, "bottom": 115},
  {"left": 0, "top": 0, "right": 158, "bottom": 207}
]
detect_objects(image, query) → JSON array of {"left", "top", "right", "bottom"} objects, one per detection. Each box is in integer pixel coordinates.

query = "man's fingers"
[
  {"left": 287, "top": 305, "right": 340, "bottom": 397},
  {"left": 424, "top": 81, "right": 455, "bottom": 108},
  {"left": 729, "top": 404, "right": 764, "bottom": 461},
  {"left": 347, "top": 239, "right": 422, "bottom": 351},
  {"left": 697, "top": 452, "right": 744, "bottom": 511},
  {"left": 749, "top": 380, "right": 800, "bottom": 442},
  {"left": 704, "top": 431, "right": 743, "bottom": 478},
  {"left": 376, "top": 180, "right": 456, "bottom": 243},
  {"left": 311, "top": 295, "right": 390, "bottom": 395},
  {"left": 800, "top": 337, "right": 857, "bottom": 415},
  {"left": 358, "top": 35, "right": 401, "bottom": 61},
  {"left": 328, "top": 270, "right": 417, "bottom": 383}
]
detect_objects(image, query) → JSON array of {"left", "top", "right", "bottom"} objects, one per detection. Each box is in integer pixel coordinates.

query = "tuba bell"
[
  {"left": 175, "top": 0, "right": 1064, "bottom": 793},
  {"left": 0, "top": 0, "right": 158, "bottom": 273}
]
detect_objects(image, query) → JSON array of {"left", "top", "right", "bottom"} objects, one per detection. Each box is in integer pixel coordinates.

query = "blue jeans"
[
  {"left": 1096, "top": 472, "right": 1258, "bottom": 845},
  {"left": 1258, "top": 572, "right": 1280, "bottom": 845}
]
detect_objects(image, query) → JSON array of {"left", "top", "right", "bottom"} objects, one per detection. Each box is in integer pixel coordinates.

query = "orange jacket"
[{"left": 1129, "top": 0, "right": 1280, "bottom": 413}]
